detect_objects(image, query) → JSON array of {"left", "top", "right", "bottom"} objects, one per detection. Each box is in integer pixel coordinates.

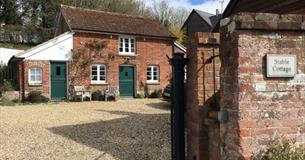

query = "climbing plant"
[{"left": 68, "top": 39, "right": 115, "bottom": 95}]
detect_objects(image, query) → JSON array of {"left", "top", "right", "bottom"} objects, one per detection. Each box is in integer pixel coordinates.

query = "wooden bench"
[
  {"left": 73, "top": 86, "right": 92, "bottom": 102},
  {"left": 105, "top": 86, "right": 120, "bottom": 101}
]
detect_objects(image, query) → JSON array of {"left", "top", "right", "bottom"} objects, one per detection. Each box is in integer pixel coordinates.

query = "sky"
[{"left": 143, "top": 0, "right": 230, "bottom": 14}]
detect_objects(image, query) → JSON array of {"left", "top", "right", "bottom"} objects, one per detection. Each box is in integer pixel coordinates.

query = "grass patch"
[
  {"left": 0, "top": 42, "right": 35, "bottom": 50},
  {"left": 0, "top": 99, "right": 17, "bottom": 106}
]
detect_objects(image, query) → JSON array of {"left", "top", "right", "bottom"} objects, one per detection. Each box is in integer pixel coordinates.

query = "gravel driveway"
[{"left": 0, "top": 99, "right": 170, "bottom": 160}]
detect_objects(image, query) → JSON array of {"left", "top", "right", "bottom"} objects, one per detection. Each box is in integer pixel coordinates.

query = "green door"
[
  {"left": 119, "top": 66, "right": 135, "bottom": 97},
  {"left": 51, "top": 62, "right": 67, "bottom": 100}
]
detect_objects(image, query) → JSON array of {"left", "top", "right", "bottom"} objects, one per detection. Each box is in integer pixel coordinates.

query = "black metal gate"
[{"left": 170, "top": 53, "right": 188, "bottom": 160}]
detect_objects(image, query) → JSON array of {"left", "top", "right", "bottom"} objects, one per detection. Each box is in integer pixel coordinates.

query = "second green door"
[{"left": 119, "top": 66, "right": 135, "bottom": 97}]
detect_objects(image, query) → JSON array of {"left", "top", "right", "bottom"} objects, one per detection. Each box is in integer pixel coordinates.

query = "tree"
[
  {"left": 60, "top": 0, "right": 149, "bottom": 16},
  {"left": 41, "top": 0, "right": 61, "bottom": 28},
  {"left": 23, "top": 0, "right": 150, "bottom": 28},
  {"left": 149, "top": 0, "right": 190, "bottom": 43},
  {"left": 150, "top": 0, "right": 172, "bottom": 28},
  {"left": 0, "top": 0, "right": 22, "bottom": 25}
]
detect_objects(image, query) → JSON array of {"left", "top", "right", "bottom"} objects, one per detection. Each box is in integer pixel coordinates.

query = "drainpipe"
[{"left": 21, "top": 62, "right": 25, "bottom": 102}]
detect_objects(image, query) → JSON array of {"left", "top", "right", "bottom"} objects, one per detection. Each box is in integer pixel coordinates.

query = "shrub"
[
  {"left": 0, "top": 99, "right": 16, "bottom": 106},
  {"left": 144, "top": 83, "right": 149, "bottom": 98},
  {"left": 27, "top": 91, "right": 49, "bottom": 103},
  {"left": 252, "top": 139, "right": 305, "bottom": 160},
  {"left": 70, "top": 95, "right": 82, "bottom": 102},
  {"left": 92, "top": 90, "right": 105, "bottom": 101},
  {"left": 149, "top": 89, "right": 162, "bottom": 98},
  {"left": 135, "top": 93, "right": 145, "bottom": 99},
  {"left": 11, "top": 98, "right": 20, "bottom": 103},
  {"left": 3, "top": 79, "right": 14, "bottom": 91}
]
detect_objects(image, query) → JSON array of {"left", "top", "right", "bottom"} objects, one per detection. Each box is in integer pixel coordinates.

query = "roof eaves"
[
  {"left": 60, "top": 5, "right": 73, "bottom": 32},
  {"left": 72, "top": 29, "right": 176, "bottom": 40},
  {"left": 174, "top": 41, "right": 187, "bottom": 53},
  {"left": 223, "top": 0, "right": 239, "bottom": 18}
]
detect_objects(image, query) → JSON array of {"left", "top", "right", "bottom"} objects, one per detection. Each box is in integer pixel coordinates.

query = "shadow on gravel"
[
  {"left": 146, "top": 100, "right": 170, "bottom": 110},
  {"left": 48, "top": 109, "right": 170, "bottom": 160}
]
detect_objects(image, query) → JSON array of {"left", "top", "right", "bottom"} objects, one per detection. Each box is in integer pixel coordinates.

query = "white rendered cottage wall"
[
  {"left": 0, "top": 48, "right": 23, "bottom": 65},
  {"left": 18, "top": 32, "right": 73, "bottom": 61}
]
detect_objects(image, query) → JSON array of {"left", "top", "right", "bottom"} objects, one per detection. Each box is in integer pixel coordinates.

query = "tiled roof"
[
  {"left": 194, "top": 9, "right": 220, "bottom": 29},
  {"left": 61, "top": 5, "right": 175, "bottom": 39}
]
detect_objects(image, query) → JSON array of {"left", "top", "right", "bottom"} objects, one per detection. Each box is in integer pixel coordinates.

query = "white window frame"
[
  {"left": 147, "top": 65, "right": 160, "bottom": 83},
  {"left": 28, "top": 67, "right": 42, "bottom": 85},
  {"left": 91, "top": 64, "right": 107, "bottom": 84},
  {"left": 119, "top": 35, "right": 136, "bottom": 55}
]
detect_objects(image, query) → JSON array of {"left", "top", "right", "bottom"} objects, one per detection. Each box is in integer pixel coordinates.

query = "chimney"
[{"left": 216, "top": 9, "right": 220, "bottom": 16}]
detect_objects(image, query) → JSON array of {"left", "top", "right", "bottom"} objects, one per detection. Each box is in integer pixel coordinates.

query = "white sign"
[{"left": 266, "top": 54, "right": 297, "bottom": 78}]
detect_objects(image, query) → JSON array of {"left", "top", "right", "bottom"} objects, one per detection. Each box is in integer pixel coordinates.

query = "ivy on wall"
[{"left": 68, "top": 39, "right": 116, "bottom": 96}]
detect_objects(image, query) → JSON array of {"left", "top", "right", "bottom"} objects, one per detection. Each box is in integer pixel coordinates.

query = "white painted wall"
[
  {"left": 0, "top": 48, "right": 23, "bottom": 65},
  {"left": 17, "top": 32, "right": 73, "bottom": 61}
]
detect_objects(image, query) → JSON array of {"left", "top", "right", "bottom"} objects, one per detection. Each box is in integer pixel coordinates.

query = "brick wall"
[
  {"left": 20, "top": 61, "right": 50, "bottom": 98},
  {"left": 186, "top": 32, "right": 221, "bottom": 160},
  {"left": 219, "top": 13, "right": 305, "bottom": 159},
  {"left": 72, "top": 32, "right": 173, "bottom": 94}
]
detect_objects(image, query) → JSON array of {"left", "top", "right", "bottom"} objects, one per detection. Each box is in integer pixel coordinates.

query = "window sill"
[
  {"left": 146, "top": 82, "right": 160, "bottom": 85},
  {"left": 28, "top": 83, "right": 42, "bottom": 86},
  {"left": 118, "top": 53, "right": 136, "bottom": 57},
  {"left": 90, "top": 83, "right": 108, "bottom": 86}
]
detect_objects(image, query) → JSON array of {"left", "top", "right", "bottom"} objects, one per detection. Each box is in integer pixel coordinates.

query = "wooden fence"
[
  {"left": 0, "top": 25, "right": 53, "bottom": 44},
  {"left": 0, "top": 63, "right": 17, "bottom": 89}
]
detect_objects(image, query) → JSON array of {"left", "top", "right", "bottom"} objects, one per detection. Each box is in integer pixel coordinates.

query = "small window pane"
[
  {"left": 124, "top": 38, "right": 129, "bottom": 52},
  {"left": 92, "top": 75, "right": 97, "bottom": 80},
  {"left": 100, "top": 75, "right": 105, "bottom": 81},
  {"left": 92, "top": 66, "right": 97, "bottom": 70},
  {"left": 31, "top": 69, "right": 36, "bottom": 75},
  {"left": 37, "top": 75, "right": 42, "bottom": 81},
  {"left": 119, "top": 38, "right": 124, "bottom": 52},
  {"left": 56, "top": 66, "right": 61, "bottom": 76},
  {"left": 99, "top": 66, "right": 105, "bottom": 71},
  {"left": 130, "top": 39, "right": 135, "bottom": 53},
  {"left": 30, "top": 75, "right": 36, "bottom": 81}
]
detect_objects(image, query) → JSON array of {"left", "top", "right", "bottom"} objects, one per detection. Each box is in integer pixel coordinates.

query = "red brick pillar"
[
  {"left": 186, "top": 32, "right": 221, "bottom": 160},
  {"left": 219, "top": 12, "right": 305, "bottom": 159}
]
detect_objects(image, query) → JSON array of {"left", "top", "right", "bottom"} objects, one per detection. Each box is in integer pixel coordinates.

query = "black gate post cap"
[{"left": 170, "top": 52, "right": 188, "bottom": 65}]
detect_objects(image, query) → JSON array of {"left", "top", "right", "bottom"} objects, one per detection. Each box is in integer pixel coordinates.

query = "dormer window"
[{"left": 119, "top": 36, "right": 135, "bottom": 55}]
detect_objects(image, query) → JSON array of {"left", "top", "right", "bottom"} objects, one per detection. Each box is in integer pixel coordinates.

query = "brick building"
[
  {"left": 10, "top": 5, "right": 177, "bottom": 100},
  {"left": 185, "top": 0, "right": 305, "bottom": 159}
]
